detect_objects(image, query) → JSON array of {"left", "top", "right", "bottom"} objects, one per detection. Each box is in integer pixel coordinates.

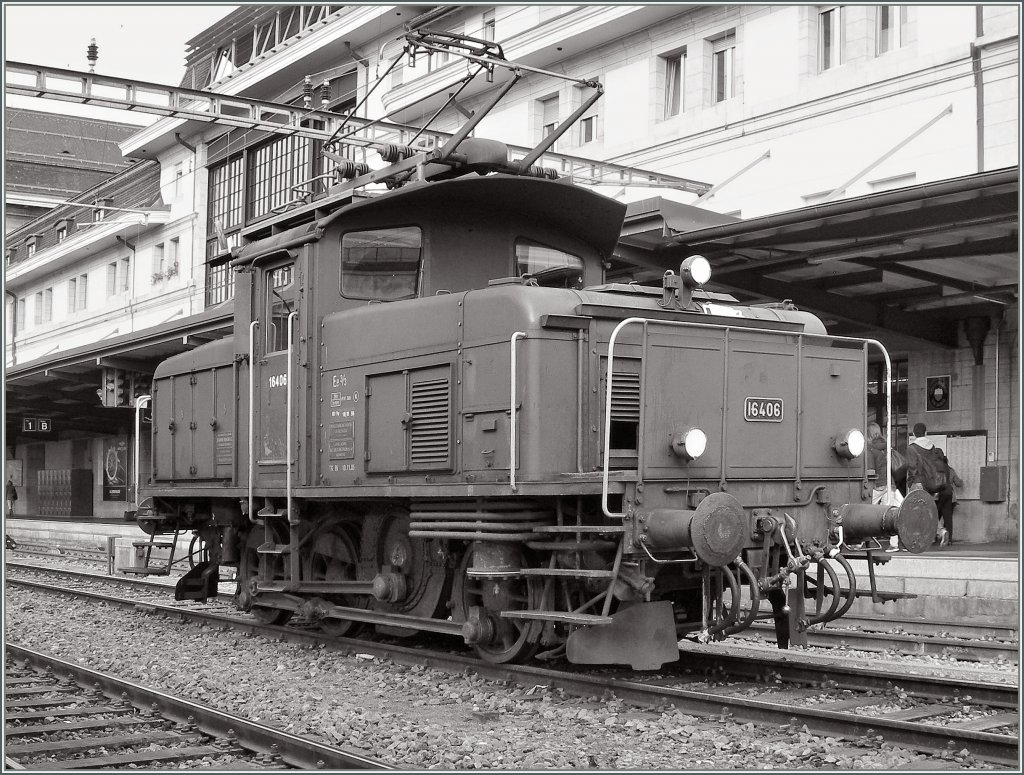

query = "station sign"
[{"left": 22, "top": 417, "right": 53, "bottom": 433}]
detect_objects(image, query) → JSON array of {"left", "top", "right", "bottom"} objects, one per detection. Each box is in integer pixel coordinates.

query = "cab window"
[
  {"left": 265, "top": 263, "right": 294, "bottom": 353},
  {"left": 341, "top": 226, "right": 422, "bottom": 301},
  {"left": 515, "top": 239, "right": 584, "bottom": 288}
]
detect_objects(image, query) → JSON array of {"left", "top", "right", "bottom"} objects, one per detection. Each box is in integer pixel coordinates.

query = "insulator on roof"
[
  {"left": 86, "top": 38, "right": 98, "bottom": 73},
  {"left": 320, "top": 79, "right": 331, "bottom": 108},
  {"left": 302, "top": 76, "right": 313, "bottom": 109}
]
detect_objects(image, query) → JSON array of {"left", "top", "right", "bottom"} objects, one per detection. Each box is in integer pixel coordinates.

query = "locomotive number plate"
[{"left": 743, "top": 397, "right": 783, "bottom": 422}]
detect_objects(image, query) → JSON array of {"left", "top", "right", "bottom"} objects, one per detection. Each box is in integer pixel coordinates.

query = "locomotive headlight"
[
  {"left": 671, "top": 427, "right": 708, "bottom": 462},
  {"left": 833, "top": 428, "right": 866, "bottom": 460},
  {"left": 681, "top": 255, "right": 712, "bottom": 287}
]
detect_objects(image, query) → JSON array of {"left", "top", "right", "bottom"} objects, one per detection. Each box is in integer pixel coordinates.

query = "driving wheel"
[
  {"left": 451, "top": 544, "right": 542, "bottom": 664},
  {"left": 306, "top": 522, "right": 364, "bottom": 636}
]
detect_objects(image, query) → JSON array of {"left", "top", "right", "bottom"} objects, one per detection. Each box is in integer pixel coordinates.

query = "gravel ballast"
[{"left": 4, "top": 586, "right": 1008, "bottom": 769}]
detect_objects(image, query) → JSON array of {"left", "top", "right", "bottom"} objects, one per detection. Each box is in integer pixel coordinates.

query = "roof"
[
  {"left": 618, "top": 167, "right": 1019, "bottom": 348},
  {"left": 4, "top": 108, "right": 139, "bottom": 201},
  {"left": 6, "top": 159, "right": 167, "bottom": 262}
]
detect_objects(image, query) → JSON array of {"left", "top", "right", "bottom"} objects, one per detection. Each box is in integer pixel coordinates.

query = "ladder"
[{"left": 118, "top": 528, "right": 181, "bottom": 577}]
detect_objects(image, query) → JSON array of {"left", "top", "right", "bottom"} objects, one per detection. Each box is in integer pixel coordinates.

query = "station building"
[{"left": 4, "top": 4, "right": 1019, "bottom": 541}]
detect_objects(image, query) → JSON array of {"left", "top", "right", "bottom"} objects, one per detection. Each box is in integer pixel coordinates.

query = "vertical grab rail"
[
  {"left": 509, "top": 332, "right": 527, "bottom": 491},
  {"left": 600, "top": 316, "right": 894, "bottom": 521},
  {"left": 602, "top": 317, "right": 646, "bottom": 518},
  {"left": 286, "top": 311, "right": 298, "bottom": 524},
  {"left": 133, "top": 395, "right": 151, "bottom": 512},
  {"left": 248, "top": 321, "right": 259, "bottom": 523}
]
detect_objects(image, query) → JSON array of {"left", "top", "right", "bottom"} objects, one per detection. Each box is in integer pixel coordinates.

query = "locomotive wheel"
[
  {"left": 362, "top": 510, "right": 449, "bottom": 631},
  {"left": 238, "top": 524, "right": 292, "bottom": 626},
  {"left": 451, "top": 545, "right": 542, "bottom": 664},
  {"left": 306, "top": 523, "right": 365, "bottom": 637}
]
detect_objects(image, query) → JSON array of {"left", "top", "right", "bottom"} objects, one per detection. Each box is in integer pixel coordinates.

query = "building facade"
[{"left": 5, "top": 4, "right": 1019, "bottom": 539}]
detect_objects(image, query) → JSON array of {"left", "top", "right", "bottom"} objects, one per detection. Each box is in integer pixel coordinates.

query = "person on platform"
[
  {"left": 866, "top": 422, "right": 904, "bottom": 551},
  {"left": 5, "top": 478, "right": 17, "bottom": 518},
  {"left": 906, "top": 422, "right": 956, "bottom": 546}
]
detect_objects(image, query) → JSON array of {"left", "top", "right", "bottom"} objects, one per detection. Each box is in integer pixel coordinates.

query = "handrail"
[
  {"left": 133, "top": 395, "right": 151, "bottom": 511},
  {"left": 600, "top": 316, "right": 892, "bottom": 519},
  {"left": 248, "top": 321, "right": 259, "bottom": 523},
  {"left": 509, "top": 332, "right": 527, "bottom": 491},
  {"left": 286, "top": 311, "right": 298, "bottom": 524}
]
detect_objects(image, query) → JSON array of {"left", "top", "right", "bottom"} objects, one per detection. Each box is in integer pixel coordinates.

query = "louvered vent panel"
[
  {"left": 410, "top": 377, "right": 450, "bottom": 466},
  {"left": 610, "top": 372, "right": 641, "bottom": 421}
]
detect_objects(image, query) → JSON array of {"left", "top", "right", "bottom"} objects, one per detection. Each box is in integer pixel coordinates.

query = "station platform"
[{"left": 4, "top": 516, "right": 1019, "bottom": 627}]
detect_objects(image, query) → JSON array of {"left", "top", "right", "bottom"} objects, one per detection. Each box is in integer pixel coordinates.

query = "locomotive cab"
[{"left": 139, "top": 136, "right": 936, "bottom": 669}]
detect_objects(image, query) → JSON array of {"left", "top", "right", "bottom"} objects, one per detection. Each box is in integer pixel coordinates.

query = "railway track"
[
  {"left": 4, "top": 644, "right": 389, "bottom": 770},
  {"left": 8, "top": 557, "right": 1018, "bottom": 663},
  {"left": 7, "top": 564, "right": 1019, "bottom": 767},
  {"left": 742, "top": 621, "right": 1017, "bottom": 662}
]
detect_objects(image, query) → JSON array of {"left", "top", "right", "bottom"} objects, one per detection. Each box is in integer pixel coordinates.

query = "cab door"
[{"left": 256, "top": 258, "right": 299, "bottom": 483}]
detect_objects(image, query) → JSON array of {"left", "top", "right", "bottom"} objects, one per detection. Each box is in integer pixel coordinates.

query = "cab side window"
[
  {"left": 515, "top": 239, "right": 584, "bottom": 288},
  {"left": 341, "top": 226, "right": 422, "bottom": 301},
  {"left": 266, "top": 263, "right": 294, "bottom": 353}
]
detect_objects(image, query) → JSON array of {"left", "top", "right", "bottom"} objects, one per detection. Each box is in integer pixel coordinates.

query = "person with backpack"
[{"left": 906, "top": 422, "right": 955, "bottom": 546}]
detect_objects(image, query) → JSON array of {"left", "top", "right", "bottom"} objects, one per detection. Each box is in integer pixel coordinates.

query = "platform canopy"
[
  {"left": 5, "top": 307, "right": 232, "bottom": 438},
  {"left": 615, "top": 167, "right": 1019, "bottom": 350}
]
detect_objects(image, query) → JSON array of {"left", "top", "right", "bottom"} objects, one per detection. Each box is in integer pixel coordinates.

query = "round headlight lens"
[
  {"left": 834, "top": 428, "right": 865, "bottom": 459},
  {"left": 682, "top": 255, "right": 712, "bottom": 286},
  {"left": 672, "top": 427, "right": 707, "bottom": 461}
]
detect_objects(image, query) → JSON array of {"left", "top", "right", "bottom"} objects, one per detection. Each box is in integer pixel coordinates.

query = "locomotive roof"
[{"left": 232, "top": 173, "right": 627, "bottom": 266}]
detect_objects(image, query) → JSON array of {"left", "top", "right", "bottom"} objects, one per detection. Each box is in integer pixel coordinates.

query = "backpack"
[
  {"left": 890, "top": 448, "right": 908, "bottom": 492},
  {"left": 911, "top": 445, "right": 949, "bottom": 494}
]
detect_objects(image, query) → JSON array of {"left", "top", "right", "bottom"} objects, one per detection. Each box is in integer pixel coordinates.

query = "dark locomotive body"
[{"left": 137, "top": 147, "right": 937, "bottom": 669}]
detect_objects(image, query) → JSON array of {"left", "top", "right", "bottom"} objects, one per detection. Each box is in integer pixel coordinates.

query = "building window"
[
  {"left": 77, "top": 273, "right": 88, "bottom": 311},
  {"left": 168, "top": 237, "right": 179, "bottom": 276},
  {"left": 877, "top": 5, "right": 908, "bottom": 55},
  {"left": 34, "top": 288, "right": 52, "bottom": 324},
  {"left": 206, "top": 154, "right": 244, "bottom": 258},
  {"left": 482, "top": 9, "right": 495, "bottom": 41},
  {"left": 107, "top": 262, "right": 119, "bottom": 297},
  {"left": 94, "top": 198, "right": 113, "bottom": 221},
  {"left": 205, "top": 260, "right": 235, "bottom": 306},
  {"left": 246, "top": 134, "right": 320, "bottom": 222},
  {"left": 67, "top": 278, "right": 77, "bottom": 313},
  {"left": 580, "top": 115, "right": 596, "bottom": 144},
  {"left": 120, "top": 257, "right": 131, "bottom": 293},
  {"left": 174, "top": 163, "right": 184, "bottom": 198},
  {"left": 712, "top": 33, "right": 736, "bottom": 102},
  {"left": 819, "top": 6, "right": 846, "bottom": 72},
  {"left": 26, "top": 243, "right": 36, "bottom": 257},
  {"left": 153, "top": 243, "right": 165, "bottom": 276},
  {"left": 661, "top": 50, "right": 685, "bottom": 118},
  {"left": 56, "top": 226, "right": 67, "bottom": 242},
  {"left": 540, "top": 95, "right": 559, "bottom": 148},
  {"left": 16, "top": 298, "right": 26, "bottom": 330}
]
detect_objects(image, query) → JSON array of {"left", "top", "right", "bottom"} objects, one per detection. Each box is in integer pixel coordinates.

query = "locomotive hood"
[{"left": 331, "top": 173, "right": 628, "bottom": 259}]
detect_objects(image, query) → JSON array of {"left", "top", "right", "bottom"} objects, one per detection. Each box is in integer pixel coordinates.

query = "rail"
[
  {"left": 286, "top": 311, "right": 298, "bottom": 524},
  {"left": 600, "top": 317, "right": 893, "bottom": 519},
  {"left": 509, "top": 332, "right": 527, "bottom": 491},
  {"left": 133, "top": 395, "right": 151, "bottom": 512},
  {"left": 248, "top": 321, "right": 259, "bottom": 523}
]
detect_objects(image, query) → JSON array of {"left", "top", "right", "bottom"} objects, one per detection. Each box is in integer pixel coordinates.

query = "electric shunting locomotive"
[{"left": 129, "top": 33, "right": 938, "bottom": 670}]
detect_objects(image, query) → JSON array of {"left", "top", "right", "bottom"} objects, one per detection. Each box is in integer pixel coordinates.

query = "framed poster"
[
  {"left": 925, "top": 375, "right": 951, "bottom": 412},
  {"left": 103, "top": 436, "right": 130, "bottom": 501}
]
